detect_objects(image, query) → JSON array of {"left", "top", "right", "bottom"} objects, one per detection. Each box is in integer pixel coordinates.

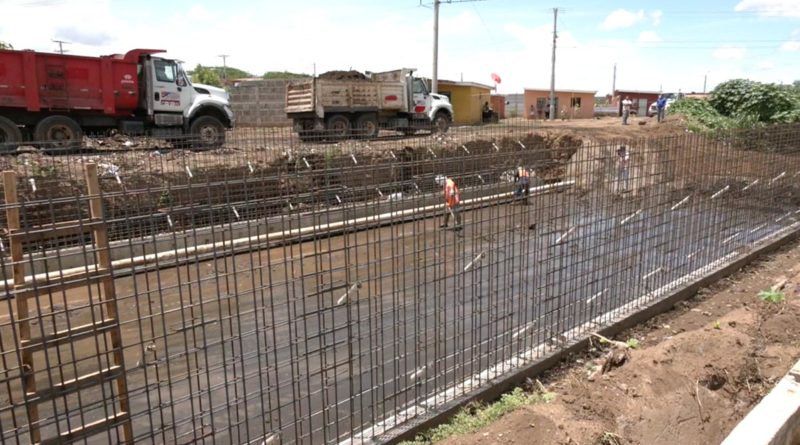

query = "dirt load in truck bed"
[{"left": 317, "top": 70, "right": 368, "bottom": 81}]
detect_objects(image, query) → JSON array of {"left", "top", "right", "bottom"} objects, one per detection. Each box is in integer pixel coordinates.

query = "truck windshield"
[
  {"left": 412, "top": 78, "right": 428, "bottom": 95},
  {"left": 154, "top": 59, "right": 177, "bottom": 83},
  {"left": 176, "top": 63, "right": 191, "bottom": 86}
]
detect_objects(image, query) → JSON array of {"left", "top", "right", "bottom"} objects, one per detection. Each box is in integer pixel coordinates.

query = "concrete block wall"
[{"left": 229, "top": 79, "right": 300, "bottom": 127}]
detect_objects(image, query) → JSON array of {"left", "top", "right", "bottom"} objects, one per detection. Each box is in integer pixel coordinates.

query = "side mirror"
[{"left": 177, "top": 77, "right": 187, "bottom": 87}]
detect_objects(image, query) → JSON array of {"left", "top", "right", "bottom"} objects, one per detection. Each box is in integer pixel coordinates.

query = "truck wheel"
[
  {"left": 0, "top": 116, "right": 23, "bottom": 154},
  {"left": 189, "top": 116, "right": 225, "bottom": 150},
  {"left": 432, "top": 111, "right": 451, "bottom": 133},
  {"left": 34, "top": 115, "right": 82, "bottom": 151},
  {"left": 354, "top": 114, "right": 379, "bottom": 139},
  {"left": 325, "top": 114, "right": 351, "bottom": 139}
]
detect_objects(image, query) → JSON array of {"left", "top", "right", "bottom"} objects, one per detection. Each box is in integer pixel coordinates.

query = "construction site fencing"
[{"left": 0, "top": 122, "right": 798, "bottom": 444}]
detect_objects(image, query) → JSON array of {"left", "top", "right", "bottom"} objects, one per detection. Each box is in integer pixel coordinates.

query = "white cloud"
[
  {"left": 599, "top": 9, "right": 646, "bottom": 31},
  {"left": 781, "top": 30, "right": 800, "bottom": 51},
  {"left": 650, "top": 10, "right": 663, "bottom": 26},
  {"left": 712, "top": 46, "right": 747, "bottom": 60},
  {"left": 187, "top": 5, "right": 213, "bottom": 22},
  {"left": 782, "top": 40, "right": 800, "bottom": 51},
  {"left": 637, "top": 31, "right": 662, "bottom": 43},
  {"left": 757, "top": 60, "right": 775, "bottom": 70},
  {"left": 734, "top": 0, "right": 800, "bottom": 18}
]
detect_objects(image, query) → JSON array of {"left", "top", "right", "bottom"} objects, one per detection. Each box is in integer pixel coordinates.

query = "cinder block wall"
[{"left": 229, "top": 79, "right": 297, "bottom": 127}]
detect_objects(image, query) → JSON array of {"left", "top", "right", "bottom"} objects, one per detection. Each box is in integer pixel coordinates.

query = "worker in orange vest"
[
  {"left": 435, "top": 174, "right": 463, "bottom": 230},
  {"left": 514, "top": 166, "right": 531, "bottom": 203}
]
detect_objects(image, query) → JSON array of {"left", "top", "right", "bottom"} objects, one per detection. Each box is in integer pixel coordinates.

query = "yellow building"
[{"left": 436, "top": 80, "right": 494, "bottom": 125}]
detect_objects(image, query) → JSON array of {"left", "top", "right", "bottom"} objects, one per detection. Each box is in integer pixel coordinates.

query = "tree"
[
  {"left": 263, "top": 71, "right": 310, "bottom": 80},
  {"left": 0, "top": 41, "right": 12, "bottom": 50},
  {"left": 191, "top": 64, "right": 222, "bottom": 87}
]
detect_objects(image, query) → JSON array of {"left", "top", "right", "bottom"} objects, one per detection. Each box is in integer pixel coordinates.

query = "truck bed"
[{"left": 286, "top": 78, "right": 409, "bottom": 117}]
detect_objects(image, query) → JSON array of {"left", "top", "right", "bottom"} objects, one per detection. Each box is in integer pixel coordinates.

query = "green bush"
[{"left": 671, "top": 79, "right": 800, "bottom": 132}]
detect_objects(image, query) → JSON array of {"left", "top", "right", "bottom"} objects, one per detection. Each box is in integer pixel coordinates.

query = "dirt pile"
[
  {"left": 439, "top": 243, "right": 800, "bottom": 445},
  {"left": 318, "top": 70, "right": 367, "bottom": 81}
]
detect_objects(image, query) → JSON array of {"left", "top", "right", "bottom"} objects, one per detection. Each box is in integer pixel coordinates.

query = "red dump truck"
[{"left": 0, "top": 48, "right": 234, "bottom": 151}]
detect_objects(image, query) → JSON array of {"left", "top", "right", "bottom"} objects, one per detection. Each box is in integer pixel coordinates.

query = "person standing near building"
[
  {"left": 621, "top": 96, "right": 633, "bottom": 125},
  {"left": 656, "top": 95, "right": 667, "bottom": 123},
  {"left": 435, "top": 175, "right": 463, "bottom": 230}
]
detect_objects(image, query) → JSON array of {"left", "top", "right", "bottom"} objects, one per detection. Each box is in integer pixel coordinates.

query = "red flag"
[{"left": 491, "top": 73, "right": 502, "bottom": 84}]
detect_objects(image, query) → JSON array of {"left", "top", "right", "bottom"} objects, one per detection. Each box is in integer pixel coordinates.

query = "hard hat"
[{"left": 434, "top": 174, "right": 446, "bottom": 186}]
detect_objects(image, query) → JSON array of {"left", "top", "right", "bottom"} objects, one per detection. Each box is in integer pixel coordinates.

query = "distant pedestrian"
[
  {"left": 617, "top": 145, "right": 630, "bottom": 192},
  {"left": 656, "top": 95, "right": 667, "bottom": 123},
  {"left": 621, "top": 96, "right": 632, "bottom": 125},
  {"left": 514, "top": 166, "right": 531, "bottom": 203},
  {"left": 435, "top": 174, "right": 463, "bottom": 230}
]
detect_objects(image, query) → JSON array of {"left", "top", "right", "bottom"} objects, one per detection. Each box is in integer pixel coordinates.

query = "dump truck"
[
  {"left": 285, "top": 68, "right": 453, "bottom": 140},
  {"left": 0, "top": 48, "right": 234, "bottom": 151}
]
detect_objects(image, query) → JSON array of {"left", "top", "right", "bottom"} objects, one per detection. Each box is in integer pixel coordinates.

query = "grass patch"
[
  {"left": 758, "top": 289, "right": 785, "bottom": 304},
  {"left": 399, "top": 387, "right": 555, "bottom": 444}
]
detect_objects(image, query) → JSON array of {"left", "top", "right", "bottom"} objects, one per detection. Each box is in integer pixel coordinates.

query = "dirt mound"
[{"left": 318, "top": 70, "right": 367, "bottom": 81}]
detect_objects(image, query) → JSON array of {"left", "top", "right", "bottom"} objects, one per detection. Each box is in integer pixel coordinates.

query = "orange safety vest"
[{"left": 444, "top": 178, "right": 460, "bottom": 208}]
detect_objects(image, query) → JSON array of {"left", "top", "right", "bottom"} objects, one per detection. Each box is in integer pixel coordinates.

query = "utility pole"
[
  {"left": 52, "top": 39, "right": 70, "bottom": 55},
  {"left": 218, "top": 54, "right": 230, "bottom": 82},
  {"left": 612, "top": 63, "right": 617, "bottom": 97},
  {"left": 433, "top": 0, "right": 440, "bottom": 93},
  {"left": 703, "top": 73, "right": 708, "bottom": 93},
  {"left": 548, "top": 8, "right": 558, "bottom": 121},
  {"left": 424, "top": 0, "right": 485, "bottom": 94}
]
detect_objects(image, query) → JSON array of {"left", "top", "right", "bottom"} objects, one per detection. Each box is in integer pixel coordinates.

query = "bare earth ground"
[{"left": 439, "top": 238, "right": 800, "bottom": 445}]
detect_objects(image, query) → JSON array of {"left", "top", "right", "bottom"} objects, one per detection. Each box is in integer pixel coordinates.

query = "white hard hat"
[{"left": 434, "top": 174, "right": 446, "bottom": 185}]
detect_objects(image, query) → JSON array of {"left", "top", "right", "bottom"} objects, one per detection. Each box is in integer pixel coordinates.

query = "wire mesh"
[{"left": 0, "top": 122, "right": 798, "bottom": 444}]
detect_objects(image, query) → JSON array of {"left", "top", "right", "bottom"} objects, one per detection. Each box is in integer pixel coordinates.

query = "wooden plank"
[
  {"left": 11, "top": 267, "right": 110, "bottom": 299},
  {"left": 3, "top": 170, "right": 40, "bottom": 444},
  {"left": 84, "top": 163, "right": 133, "bottom": 444},
  {"left": 8, "top": 219, "right": 102, "bottom": 242},
  {"left": 19, "top": 318, "right": 116, "bottom": 352},
  {"left": 27, "top": 365, "right": 122, "bottom": 402},
  {"left": 39, "top": 411, "right": 129, "bottom": 445}
]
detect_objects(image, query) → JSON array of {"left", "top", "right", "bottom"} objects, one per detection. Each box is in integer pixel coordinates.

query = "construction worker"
[
  {"left": 435, "top": 174, "right": 462, "bottom": 230},
  {"left": 514, "top": 166, "right": 531, "bottom": 204}
]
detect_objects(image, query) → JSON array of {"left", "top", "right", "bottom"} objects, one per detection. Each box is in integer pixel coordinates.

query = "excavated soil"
[{"left": 438, "top": 240, "right": 800, "bottom": 445}]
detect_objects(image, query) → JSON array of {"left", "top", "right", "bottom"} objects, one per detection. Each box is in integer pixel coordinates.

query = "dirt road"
[{"left": 438, "top": 238, "right": 800, "bottom": 445}]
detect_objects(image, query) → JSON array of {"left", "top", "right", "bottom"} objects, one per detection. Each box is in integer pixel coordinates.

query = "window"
[
  {"left": 412, "top": 78, "right": 428, "bottom": 95},
  {"left": 154, "top": 60, "right": 176, "bottom": 83},
  {"left": 571, "top": 97, "right": 582, "bottom": 108}
]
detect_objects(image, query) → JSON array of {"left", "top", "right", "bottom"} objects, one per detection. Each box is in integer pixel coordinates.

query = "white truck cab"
[{"left": 143, "top": 56, "right": 234, "bottom": 147}]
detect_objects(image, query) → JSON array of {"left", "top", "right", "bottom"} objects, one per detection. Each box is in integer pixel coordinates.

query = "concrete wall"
[
  {"left": 505, "top": 94, "right": 524, "bottom": 118},
  {"left": 229, "top": 79, "right": 298, "bottom": 127},
  {"left": 490, "top": 95, "right": 506, "bottom": 119},
  {"left": 524, "top": 90, "right": 595, "bottom": 119},
  {"left": 613, "top": 91, "right": 659, "bottom": 116}
]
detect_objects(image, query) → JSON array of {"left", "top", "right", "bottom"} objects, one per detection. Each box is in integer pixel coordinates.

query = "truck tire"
[
  {"left": 325, "top": 114, "right": 351, "bottom": 139},
  {"left": 34, "top": 115, "right": 82, "bottom": 151},
  {"left": 189, "top": 116, "right": 225, "bottom": 150},
  {"left": 432, "top": 111, "right": 451, "bottom": 133},
  {"left": 353, "top": 114, "right": 379, "bottom": 139},
  {"left": 0, "top": 116, "right": 23, "bottom": 154}
]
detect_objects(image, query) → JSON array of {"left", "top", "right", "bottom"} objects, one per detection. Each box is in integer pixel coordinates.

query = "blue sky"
[{"left": 2, "top": 0, "right": 799, "bottom": 94}]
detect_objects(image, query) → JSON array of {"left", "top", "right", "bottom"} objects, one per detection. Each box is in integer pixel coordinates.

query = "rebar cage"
[{"left": 0, "top": 123, "right": 799, "bottom": 444}]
